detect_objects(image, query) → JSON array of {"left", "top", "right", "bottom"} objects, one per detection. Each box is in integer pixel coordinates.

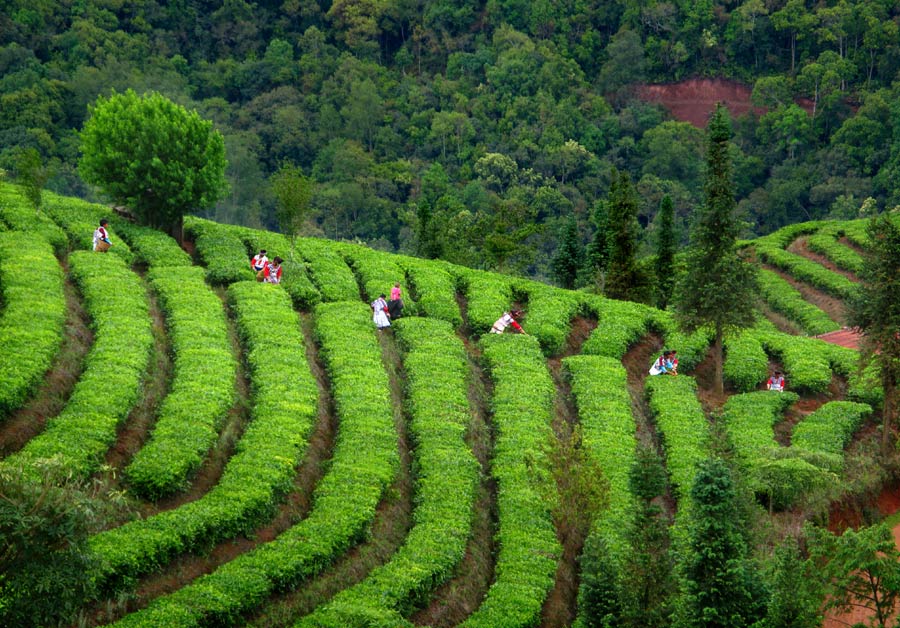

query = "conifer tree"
[
  {"left": 674, "top": 458, "right": 764, "bottom": 628},
  {"left": 655, "top": 195, "right": 676, "bottom": 309},
  {"left": 605, "top": 169, "right": 643, "bottom": 301},
  {"left": 847, "top": 212, "right": 900, "bottom": 456},
  {"left": 674, "top": 104, "right": 758, "bottom": 395},
  {"left": 552, "top": 216, "right": 584, "bottom": 289},
  {"left": 764, "top": 535, "right": 822, "bottom": 628},
  {"left": 585, "top": 199, "right": 611, "bottom": 292}
]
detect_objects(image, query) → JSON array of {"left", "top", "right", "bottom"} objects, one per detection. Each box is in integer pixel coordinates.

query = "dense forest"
[{"left": 3, "top": 0, "right": 900, "bottom": 277}]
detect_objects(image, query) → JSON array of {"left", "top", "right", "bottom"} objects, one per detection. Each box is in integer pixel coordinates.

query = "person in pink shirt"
[{"left": 388, "top": 282, "right": 404, "bottom": 319}]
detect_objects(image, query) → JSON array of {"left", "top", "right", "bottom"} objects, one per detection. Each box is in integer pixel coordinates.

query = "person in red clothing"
[
  {"left": 490, "top": 310, "right": 526, "bottom": 334},
  {"left": 251, "top": 249, "right": 268, "bottom": 271},
  {"left": 767, "top": 371, "right": 785, "bottom": 391},
  {"left": 263, "top": 256, "right": 283, "bottom": 284}
]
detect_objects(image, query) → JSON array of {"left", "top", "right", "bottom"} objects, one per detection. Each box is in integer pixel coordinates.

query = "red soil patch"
[
  {"left": 816, "top": 328, "right": 862, "bottom": 351},
  {"left": 635, "top": 78, "right": 815, "bottom": 128}
]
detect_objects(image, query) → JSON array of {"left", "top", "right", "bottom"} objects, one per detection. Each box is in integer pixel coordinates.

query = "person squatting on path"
[
  {"left": 93, "top": 219, "right": 111, "bottom": 252},
  {"left": 649, "top": 350, "right": 678, "bottom": 376},
  {"left": 490, "top": 310, "right": 526, "bottom": 335},
  {"left": 372, "top": 293, "right": 391, "bottom": 329},
  {"left": 387, "top": 282, "right": 403, "bottom": 319},
  {"left": 263, "top": 257, "right": 283, "bottom": 284},
  {"left": 767, "top": 371, "right": 786, "bottom": 391}
]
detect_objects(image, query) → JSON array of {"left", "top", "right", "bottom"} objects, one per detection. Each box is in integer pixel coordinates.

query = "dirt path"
[
  {"left": 788, "top": 237, "right": 860, "bottom": 283},
  {"left": 761, "top": 262, "right": 846, "bottom": 325}
]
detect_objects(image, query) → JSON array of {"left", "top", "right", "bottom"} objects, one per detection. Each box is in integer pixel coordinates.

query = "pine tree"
[
  {"left": 551, "top": 216, "right": 584, "bottom": 289},
  {"left": 673, "top": 104, "right": 758, "bottom": 395},
  {"left": 579, "top": 534, "right": 623, "bottom": 628},
  {"left": 605, "top": 169, "right": 643, "bottom": 301},
  {"left": 620, "top": 445, "right": 675, "bottom": 628},
  {"left": 674, "top": 458, "right": 764, "bottom": 628},
  {"left": 585, "top": 199, "right": 611, "bottom": 292},
  {"left": 655, "top": 195, "right": 676, "bottom": 309},
  {"left": 847, "top": 212, "right": 900, "bottom": 456}
]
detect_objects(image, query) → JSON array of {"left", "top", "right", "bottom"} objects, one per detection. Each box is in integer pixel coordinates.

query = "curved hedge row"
[
  {"left": 751, "top": 320, "right": 836, "bottom": 393},
  {"left": 399, "top": 256, "right": 462, "bottom": 327},
  {"left": 751, "top": 221, "right": 827, "bottom": 250},
  {"left": 295, "top": 238, "right": 359, "bottom": 302},
  {"left": 1, "top": 251, "right": 151, "bottom": 479},
  {"left": 459, "top": 334, "right": 560, "bottom": 628},
  {"left": 564, "top": 355, "right": 636, "bottom": 553},
  {"left": 183, "top": 216, "right": 255, "bottom": 284},
  {"left": 297, "top": 317, "right": 479, "bottom": 626},
  {"left": 341, "top": 243, "right": 409, "bottom": 304},
  {"left": 0, "top": 183, "right": 68, "bottom": 253},
  {"left": 0, "top": 232, "right": 66, "bottom": 416},
  {"left": 757, "top": 268, "right": 840, "bottom": 335},
  {"left": 723, "top": 391, "right": 799, "bottom": 465},
  {"left": 582, "top": 296, "right": 657, "bottom": 359},
  {"left": 806, "top": 229, "right": 863, "bottom": 275},
  {"left": 124, "top": 266, "right": 236, "bottom": 499},
  {"left": 106, "top": 301, "right": 397, "bottom": 627},
  {"left": 90, "top": 281, "right": 318, "bottom": 590},
  {"left": 756, "top": 243, "right": 858, "bottom": 301},
  {"left": 43, "top": 191, "right": 134, "bottom": 264},
  {"left": 459, "top": 268, "right": 514, "bottom": 336},
  {"left": 517, "top": 280, "right": 583, "bottom": 356},
  {"left": 111, "top": 220, "right": 193, "bottom": 268},
  {"left": 724, "top": 328, "right": 770, "bottom": 393},
  {"left": 645, "top": 375, "right": 708, "bottom": 503},
  {"left": 792, "top": 401, "right": 872, "bottom": 456}
]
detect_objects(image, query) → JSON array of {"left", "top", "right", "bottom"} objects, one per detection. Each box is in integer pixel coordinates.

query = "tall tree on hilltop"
[
  {"left": 79, "top": 90, "right": 228, "bottom": 240},
  {"left": 552, "top": 216, "right": 584, "bottom": 289},
  {"left": 674, "top": 104, "right": 758, "bottom": 395},
  {"left": 605, "top": 169, "right": 643, "bottom": 301},
  {"left": 655, "top": 194, "right": 676, "bottom": 309},
  {"left": 271, "top": 162, "right": 314, "bottom": 259},
  {"left": 674, "top": 458, "right": 764, "bottom": 628},
  {"left": 847, "top": 212, "right": 900, "bottom": 456}
]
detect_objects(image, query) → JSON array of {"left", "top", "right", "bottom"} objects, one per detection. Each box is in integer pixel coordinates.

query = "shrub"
[
  {"left": 581, "top": 295, "right": 657, "bottom": 359},
  {"left": 516, "top": 280, "right": 582, "bottom": 356},
  {"left": 459, "top": 268, "right": 515, "bottom": 336},
  {"left": 806, "top": 228, "right": 863, "bottom": 274},
  {"left": 295, "top": 237, "right": 360, "bottom": 302},
  {"left": 757, "top": 268, "right": 840, "bottom": 336},
  {"left": 124, "top": 266, "right": 236, "bottom": 499},
  {"left": 398, "top": 256, "right": 462, "bottom": 326},
  {"left": 183, "top": 216, "right": 254, "bottom": 284},
  {"left": 0, "top": 232, "right": 66, "bottom": 416},
  {"left": 722, "top": 391, "right": 799, "bottom": 467},
  {"left": 792, "top": 401, "right": 872, "bottom": 456},
  {"left": 298, "top": 317, "right": 479, "bottom": 624},
  {"left": 459, "top": 334, "right": 560, "bottom": 628},
  {"left": 724, "top": 328, "right": 770, "bottom": 392},
  {"left": 0, "top": 251, "right": 152, "bottom": 480},
  {"left": 90, "top": 281, "right": 318, "bottom": 590},
  {"left": 0, "top": 183, "right": 68, "bottom": 254},
  {"left": 756, "top": 243, "right": 858, "bottom": 301},
  {"left": 110, "top": 220, "right": 192, "bottom": 268},
  {"left": 230, "top": 227, "right": 321, "bottom": 309},
  {"left": 42, "top": 191, "right": 134, "bottom": 263}
]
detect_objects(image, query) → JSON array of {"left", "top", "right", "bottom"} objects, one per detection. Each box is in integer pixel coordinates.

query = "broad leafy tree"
[
  {"left": 807, "top": 522, "right": 900, "bottom": 628},
  {"left": 674, "top": 457, "right": 764, "bottom": 628},
  {"left": 848, "top": 212, "right": 900, "bottom": 456},
  {"left": 674, "top": 105, "right": 758, "bottom": 395},
  {"left": 79, "top": 89, "right": 228, "bottom": 237},
  {"left": 271, "top": 162, "right": 314, "bottom": 258},
  {"left": 14, "top": 147, "right": 50, "bottom": 211},
  {"left": 763, "top": 535, "right": 823, "bottom": 628}
]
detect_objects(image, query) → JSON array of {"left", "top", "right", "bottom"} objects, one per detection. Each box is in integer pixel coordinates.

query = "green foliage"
[
  {"left": 755, "top": 242, "right": 858, "bottom": 301},
  {"left": 397, "top": 256, "right": 462, "bottom": 327},
  {"left": 551, "top": 216, "right": 583, "bottom": 290},
  {"left": 807, "top": 522, "right": 900, "bottom": 628},
  {"left": 645, "top": 375, "right": 709, "bottom": 503},
  {"left": 295, "top": 237, "right": 360, "bottom": 302},
  {"left": 674, "top": 458, "right": 765, "bottom": 628},
  {"left": 459, "top": 268, "right": 515, "bottom": 336},
  {"left": 298, "top": 317, "right": 479, "bottom": 624},
  {"left": 792, "top": 401, "right": 872, "bottom": 457},
  {"left": 605, "top": 169, "right": 644, "bottom": 301},
  {"left": 761, "top": 535, "right": 823, "bottom": 628},
  {"left": 460, "top": 334, "right": 559, "bottom": 628},
  {"left": 13, "top": 147, "right": 50, "bottom": 211},
  {"left": 582, "top": 296, "right": 658, "bottom": 359},
  {"left": 341, "top": 242, "right": 409, "bottom": 304},
  {"left": 125, "top": 266, "right": 236, "bottom": 499},
  {"left": 183, "top": 215, "right": 255, "bottom": 284},
  {"left": 42, "top": 191, "right": 135, "bottom": 264},
  {"left": 752, "top": 319, "right": 837, "bottom": 393},
  {"left": 79, "top": 89, "right": 227, "bottom": 232},
  {"left": 90, "top": 281, "right": 317, "bottom": 592},
  {"left": 0, "top": 251, "right": 152, "bottom": 481},
  {"left": 0, "top": 463, "right": 99, "bottom": 628},
  {"left": 0, "top": 232, "right": 65, "bottom": 416},
  {"left": 516, "top": 279, "right": 581, "bottom": 356},
  {"left": 806, "top": 227, "right": 864, "bottom": 274},
  {"left": 723, "top": 328, "right": 770, "bottom": 392},
  {"left": 757, "top": 268, "right": 840, "bottom": 336},
  {"left": 111, "top": 220, "right": 193, "bottom": 268},
  {"left": 655, "top": 195, "right": 676, "bottom": 309},
  {"left": 578, "top": 535, "right": 623, "bottom": 628},
  {"left": 106, "top": 301, "right": 395, "bottom": 626},
  {"left": 723, "top": 391, "right": 799, "bottom": 466},
  {"left": 0, "top": 183, "right": 71, "bottom": 254},
  {"left": 271, "top": 162, "right": 314, "bottom": 251}
]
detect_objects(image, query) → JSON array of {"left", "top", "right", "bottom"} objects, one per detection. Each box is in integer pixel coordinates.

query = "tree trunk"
[
  {"left": 714, "top": 324, "right": 724, "bottom": 397},
  {"left": 882, "top": 374, "right": 896, "bottom": 458}
]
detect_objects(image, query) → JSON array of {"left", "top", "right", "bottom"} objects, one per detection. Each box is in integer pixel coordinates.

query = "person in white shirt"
[{"left": 251, "top": 249, "right": 268, "bottom": 272}]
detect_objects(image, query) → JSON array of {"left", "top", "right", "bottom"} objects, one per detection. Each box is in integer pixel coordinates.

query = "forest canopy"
[{"left": 2, "top": 0, "right": 900, "bottom": 278}]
